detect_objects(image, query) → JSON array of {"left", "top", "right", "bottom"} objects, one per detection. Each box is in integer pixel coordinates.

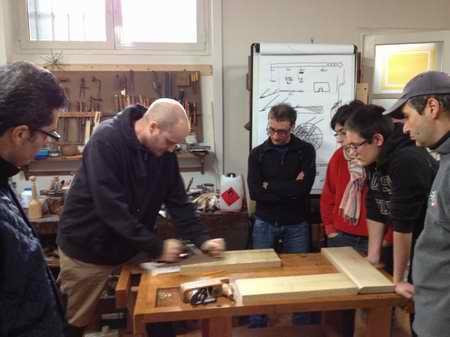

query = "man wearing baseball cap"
[{"left": 384, "top": 71, "right": 450, "bottom": 337}]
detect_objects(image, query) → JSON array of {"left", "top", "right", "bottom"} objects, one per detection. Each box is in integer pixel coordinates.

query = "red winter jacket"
[{"left": 320, "top": 147, "right": 368, "bottom": 237}]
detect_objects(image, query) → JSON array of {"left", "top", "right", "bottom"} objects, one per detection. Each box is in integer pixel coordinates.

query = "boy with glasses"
[
  {"left": 247, "top": 103, "right": 316, "bottom": 327},
  {"left": 344, "top": 105, "right": 437, "bottom": 334}
]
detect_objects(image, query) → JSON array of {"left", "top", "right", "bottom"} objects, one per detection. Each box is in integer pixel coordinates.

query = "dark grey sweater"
[{"left": 413, "top": 133, "right": 450, "bottom": 337}]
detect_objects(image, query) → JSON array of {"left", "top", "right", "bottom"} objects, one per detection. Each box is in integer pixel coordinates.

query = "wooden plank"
[
  {"left": 179, "top": 249, "right": 281, "bottom": 274},
  {"left": 57, "top": 112, "right": 99, "bottom": 118},
  {"left": 232, "top": 273, "right": 358, "bottom": 305},
  {"left": 43, "top": 63, "right": 213, "bottom": 75},
  {"left": 322, "top": 247, "right": 394, "bottom": 294}
]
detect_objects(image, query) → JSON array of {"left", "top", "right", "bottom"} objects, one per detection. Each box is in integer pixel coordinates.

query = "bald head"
[{"left": 145, "top": 98, "right": 190, "bottom": 133}]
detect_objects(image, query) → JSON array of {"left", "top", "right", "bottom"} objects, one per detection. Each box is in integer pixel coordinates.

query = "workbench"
[{"left": 115, "top": 253, "right": 407, "bottom": 337}]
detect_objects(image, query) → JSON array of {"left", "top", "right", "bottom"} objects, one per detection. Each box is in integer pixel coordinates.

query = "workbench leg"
[
  {"left": 126, "top": 293, "right": 135, "bottom": 334},
  {"left": 366, "top": 306, "right": 392, "bottom": 337},
  {"left": 201, "top": 317, "right": 232, "bottom": 337},
  {"left": 321, "top": 311, "right": 345, "bottom": 337}
]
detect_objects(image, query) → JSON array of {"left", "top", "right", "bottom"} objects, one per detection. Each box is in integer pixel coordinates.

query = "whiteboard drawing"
[
  {"left": 251, "top": 44, "right": 356, "bottom": 193},
  {"left": 313, "top": 82, "right": 330, "bottom": 93},
  {"left": 293, "top": 117, "right": 324, "bottom": 150},
  {"left": 258, "top": 62, "right": 346, "bottom": 119},
  {"left": 293, "top": 105, "right": 324, "bottom": 114}
]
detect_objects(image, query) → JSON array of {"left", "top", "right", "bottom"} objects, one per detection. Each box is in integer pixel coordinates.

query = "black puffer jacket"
[{"left": 0, "top": 157, "right": 65, "bottom": 337}]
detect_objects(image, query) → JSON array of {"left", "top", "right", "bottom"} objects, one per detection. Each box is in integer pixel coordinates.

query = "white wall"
[
  {"left": 222, "top": 0, "right": 450, "bottom": 177},
  {"left": 0, "top": 0, "right": 7, "bottom": 64}
]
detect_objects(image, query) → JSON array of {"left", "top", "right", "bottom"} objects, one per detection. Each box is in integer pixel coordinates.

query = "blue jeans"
[
  {"left": 326, "top": 231, "right": 368, "bottom": 256},
  {"left": 252, "top": 217, "right": 311, "bottom": 253},
  {"left": 249, "top": 218, "right": 311, "bottom": 328}
]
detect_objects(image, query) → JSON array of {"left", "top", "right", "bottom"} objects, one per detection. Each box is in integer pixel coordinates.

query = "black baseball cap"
[{"left": 383, "top": 71, "right": 450, "bottom": 118}]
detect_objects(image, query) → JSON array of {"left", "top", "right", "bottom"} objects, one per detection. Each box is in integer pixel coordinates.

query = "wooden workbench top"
[{"left": 125, "top": 253, "right": 405, "bottom": 335}]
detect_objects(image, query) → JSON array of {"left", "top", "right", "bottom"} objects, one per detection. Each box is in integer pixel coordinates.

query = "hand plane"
[{"left": 180, "top": 278, "right": 233, "bottom": 305}]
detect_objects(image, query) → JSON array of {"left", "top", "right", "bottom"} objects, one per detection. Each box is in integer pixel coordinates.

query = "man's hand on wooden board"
[
  {"left": 159, "top": 239, "right": 184, "bottom": 262},
  {"left": 201, "top": 238, "right": 226, "bottom": 257}
]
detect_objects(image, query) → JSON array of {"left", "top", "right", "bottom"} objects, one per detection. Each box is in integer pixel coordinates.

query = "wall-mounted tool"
[
  {"left": 129, "top": 70, "right": 136, "bottom": 103},
  {"left": 164, "top": 72, "right": 173, "bottom": 98},
  {"left": 192, "top": 102, "right": 200, "bottom": 127},
  {"left": 191, "top": 71, "right": 200, "bottom": 94},
  {"left": 176, "top": 70, "right": 191, "bottom": 87},
  {"left": 93, "top": 111, "right": 101, "bottom": 130},
  {"left": 78, "top": 77, "right": 89, "bottom": 112},
  {"left": 90, "top": 76, "right": 103, "bottom": 112},
  {"left": 59, "top": 77, "right": 71, "bottom": 111},
  {"left": 177, "top": 89, "right": 185, "bottom": 105},
  {"left": 151, "top": 71, "right": 162, "bottom": 98}
]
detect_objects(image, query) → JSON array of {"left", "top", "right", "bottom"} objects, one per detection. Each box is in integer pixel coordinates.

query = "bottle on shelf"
[{"left": 28, "top": 176, "right": 42, "bottom": 220}]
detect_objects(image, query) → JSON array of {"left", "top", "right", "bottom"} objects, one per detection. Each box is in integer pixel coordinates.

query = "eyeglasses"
[
  {"left": 346, "top": 139, "right": 368, "bottom": 151},
  {"left": 334, "top": 129, "right": 346, "bottom": 138},
  {"left": 34, "top": 128, "right": 61, "bottom": 142},
  {"left": 266, "top": 126, "right": 291, "bottom": 136}
]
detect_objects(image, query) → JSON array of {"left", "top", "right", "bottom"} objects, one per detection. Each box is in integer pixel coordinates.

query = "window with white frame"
[
  {"left": 27, "top": 0, "right": 107, "bottom": 42},
  {"left": 20, "top": 0, "right": 208, "bottom": 52}
]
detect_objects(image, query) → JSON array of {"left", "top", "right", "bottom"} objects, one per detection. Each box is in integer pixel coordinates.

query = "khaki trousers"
[{"left": 58, "top": 249, "right": 115, "bottom": 327}]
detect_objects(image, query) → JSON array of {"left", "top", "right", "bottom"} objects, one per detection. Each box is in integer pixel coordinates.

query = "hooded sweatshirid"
[
  {"left": 57, "top": 105, "right": 209, "bottom": 265},
  {"left": 412, "top": 132, "right": 450, "bottom": 337},
  {"left": 366, "top": 124, "right": 437, "bottom": 259}
]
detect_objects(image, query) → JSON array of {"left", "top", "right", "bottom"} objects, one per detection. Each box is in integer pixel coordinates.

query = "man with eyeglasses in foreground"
[
  {"left": 0, "top": 61, "right": 67, "bottom": 337},
  {"left": 247, "top": 103, "right": 316, "bottom": 328},
  {"left": 345, "top": 104, "right": 437, "bottom": 335},
  {"left": 57, "top": 98, "right": 224, "bottom": 337},
  {"left": 383, "top": 71, "right": 450, "bottom": 337}
]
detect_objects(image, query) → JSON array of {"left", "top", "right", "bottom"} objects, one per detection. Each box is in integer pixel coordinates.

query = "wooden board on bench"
[
  {"left": 321, "top": 247, "right": 394, "bottom": 294},
  {"left": 179, "top": 248, "right": 281, "bottom": 274}
]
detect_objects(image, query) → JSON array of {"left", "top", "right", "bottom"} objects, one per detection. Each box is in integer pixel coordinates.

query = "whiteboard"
[{"left": 250, "top": 43, "right": 357, "bottom": 194}]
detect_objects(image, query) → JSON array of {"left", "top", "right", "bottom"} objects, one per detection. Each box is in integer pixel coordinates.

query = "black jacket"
[
  {"left": 0, "top": 157, "right": 65, "bottom": 337},
  {"left": 366, "top": 124, "right": 437, "bottom": 246},
  {"left": 57, "top": 105, "right": 209, "bottom": 265},
  {"left": 248, "top": 135, "right": 316, "bottom": 224}
]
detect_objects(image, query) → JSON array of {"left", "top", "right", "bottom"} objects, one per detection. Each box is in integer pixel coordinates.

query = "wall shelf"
[{"left": 23, "top": 151, "right": 210, "bottom": 179}]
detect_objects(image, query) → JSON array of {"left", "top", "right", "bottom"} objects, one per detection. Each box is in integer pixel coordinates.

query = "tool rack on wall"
[{"left": 24, "top": 64, "right": 212, "bottom": 178}]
